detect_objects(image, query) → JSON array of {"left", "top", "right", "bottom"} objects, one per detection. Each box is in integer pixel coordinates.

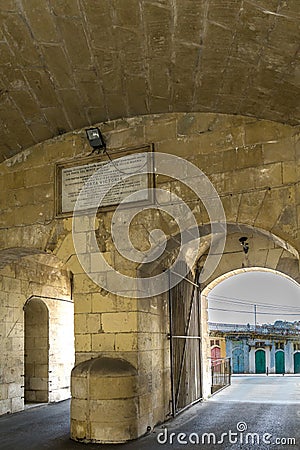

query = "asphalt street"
[{"left": 1, "top": 376, "right": 299, "bottom": 450}]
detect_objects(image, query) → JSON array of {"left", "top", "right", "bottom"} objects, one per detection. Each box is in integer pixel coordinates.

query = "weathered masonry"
[
  {"left": 0, "top": 0, "right": 299, "bottom": 444},
  {"left": 0, "top": 112, "right": 299, "bottom": 443}
]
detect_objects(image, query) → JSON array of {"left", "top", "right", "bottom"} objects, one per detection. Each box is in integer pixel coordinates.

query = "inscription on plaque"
[{"left": 56, "top": 150, "right": 152, "bottom": 215}]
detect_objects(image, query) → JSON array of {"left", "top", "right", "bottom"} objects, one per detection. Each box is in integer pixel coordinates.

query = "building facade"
[{"left": 210, "top": 322, "right": 300, "bottom": 375}]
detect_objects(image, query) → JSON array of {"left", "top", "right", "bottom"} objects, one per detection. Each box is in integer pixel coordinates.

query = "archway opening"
[
  {"left": 206, "top": 268, "right": 300, "bottom": 376},
  {"left": 24, "top": 298, "right": 49, "bottom": 403}
]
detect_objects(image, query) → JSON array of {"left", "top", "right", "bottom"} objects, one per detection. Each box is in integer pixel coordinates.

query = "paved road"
[
  {"left": 0, "top": 376, "right": 299, "bottom": 450},
  {"left": 209, "top": 374, "right": 300, "bottom": 404}
]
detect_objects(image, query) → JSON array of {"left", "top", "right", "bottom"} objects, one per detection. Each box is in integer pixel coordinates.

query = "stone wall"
[
  {"left": 0, "top": 256, "right": 73, "bottom": 415},
  {"left": 0, "top": 112, "right": 299, "bottom": 441}
]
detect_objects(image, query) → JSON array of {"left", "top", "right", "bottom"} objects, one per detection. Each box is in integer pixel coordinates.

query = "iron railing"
[{"left": 211, "top": 357, "right": 231, "bottom": 394}]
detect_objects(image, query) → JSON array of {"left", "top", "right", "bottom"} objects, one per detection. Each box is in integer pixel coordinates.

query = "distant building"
[
  {"left": 209, "top": 322, "right": 300, "bottom": 375},
  {"left": 210, "top": 337, "right": 226, "bottom": 365}
]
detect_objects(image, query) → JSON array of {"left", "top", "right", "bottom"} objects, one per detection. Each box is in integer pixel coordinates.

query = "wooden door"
[
  {"left": 275, "top": 350, "right": 285, "bottom": 374},
  {"left": 294, "top": 352, "right": 300, "bottom": 373},
  {"left": 255, "top": 349, "right": 266, "bottom": 374},
  {"left": 169, "top": 264, "right": 202, "bottom": 415}
]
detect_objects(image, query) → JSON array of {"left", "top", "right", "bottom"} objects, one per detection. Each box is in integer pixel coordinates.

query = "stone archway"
[
  {"left": 0, "top": 112, "right": 299, "bottom": 442},
  {"left": 0, "top": 249, "right": 74, "bottom": 415},
  {"left": 24, "top": 298, "right": 49, "bottom": 403}
]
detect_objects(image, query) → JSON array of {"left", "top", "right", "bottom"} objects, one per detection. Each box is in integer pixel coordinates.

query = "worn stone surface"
[
  {"left": 0, "top": 2, "right": 299, "bottom": 161},
  {"left": 0, "top": 112, "right": 299, "bottom": 442},
  {"left": 0, "top": 256, "right": 74, "bottom": 415}
]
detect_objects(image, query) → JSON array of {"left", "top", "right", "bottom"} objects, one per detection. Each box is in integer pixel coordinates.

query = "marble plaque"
[{"left": 56, "top": 147, "right": 153, "bottom": 216}]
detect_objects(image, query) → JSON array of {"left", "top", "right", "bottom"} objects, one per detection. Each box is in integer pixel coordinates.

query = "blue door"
[{"left": 232, "top": 348, "right": 244, "bottom": 373}]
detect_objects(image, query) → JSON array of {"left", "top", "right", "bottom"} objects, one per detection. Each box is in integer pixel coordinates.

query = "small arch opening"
[{"left": 24, "top": 298, "right": 49, "bottom": 403}]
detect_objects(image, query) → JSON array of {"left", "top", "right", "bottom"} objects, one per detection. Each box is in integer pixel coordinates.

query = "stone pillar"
[
  {"left": 226, "top": 339, "right": 232, "bottom": 360},
  {"left": 269, "top": 342, "right": 275, "bottom": 374},
  {"left": 243, "top": 341, "right": 250, "bottom": 373},
  {"left": 265, "top": 345, "right": 271, "bottom": 374},
  {"left": 70, "top": 266, "right": 171, "bottom": 443},
  {"left": 285, "top": 341, "right": 293, "bottom": 374},
  {"left": 249, "top": 347, "right": 255, "bottom": 373}
]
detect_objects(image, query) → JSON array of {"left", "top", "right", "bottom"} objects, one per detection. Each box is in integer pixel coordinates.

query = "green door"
[
  {"left": 294, "top": 352, "right": 300, "bottom": 373},
  {"left": 255, "top": 349, "right": 266, "bottom": 374},
  {"left": 275, "top": 351, "right": 285, "bottom": 374}
]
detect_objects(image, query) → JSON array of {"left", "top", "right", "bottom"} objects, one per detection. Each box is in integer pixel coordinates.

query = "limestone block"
[
  {"left": 237, "top": 190, "right": 266, "bottom": 225},
  {"left": 86, "top": 313, "right": 101, "bottom": 334},
  {"left": 282, "top": 162, "right": 298, "bottom": 184},
  {"left": 71, "top": 398, "right": 88, "bottom": 422},
  {"left": 35, "top": 390, "right": 48, "bottom": 402},
  {"left": 71, "top": 357, "right": 140, "bottom": 443},
  {"left": 221, "top": 194, "right": 241, "bottom": 223},
  {"left": 106, "top": 126, "right": 145, "bottom": 150},
  {"left": 263, "top": 139, "right": 295, "bottom": 163},
  {"left": 29, "top": 377, "right": 48, "bottom": 391},
  {"left": 91, "top": 334, "right": 115, "bottom": 352},
  {"left": 75, "top": 334, "right": 91, "bottom": 352},
  {"left": 74, "top": 294, "right": 92, "bottom": 313},
  {"left": 71, "top": 377, "right": 88, "bottom": 400},
  {"left": 145, "top": 118, "right": 177, "bottom": 142},
  {"left": 73, "top": 273, "right": 104, "bottom": 294},
  {"left": 24, "top": 391, "right": 36, "bottom": 403},
  {"left": 0, "top": 384, "right": 8, "bottom": 401},
  {"left": 101, "top": 312, "right": 138, "bottom": 333},
  {"left": 91, "top": 293, "right": 116, "bottom": 313},
  {"left": 0, "top": 399, "right": 11, "bottom": 415},
  {"left": 224, "top": 168, "right": 256, "bottom": 192},
  {"left": 138, "top": 393, "right": 153, "bottom": 418},
  {"left": 2, "top": 277, "right": 21, "bottom": 293},
  {"left": 89, "top": 420, "right": 137, "bottom": 443},
  {"left": 70, "top": 419, "right": 88, "bottom": 441},
  {"left": 245, "top": 121, "right": 293, "bottom": 145},
  {"left": 11, "top": 397, "right": 23, "bottom": 413},
  {"left": 177, "top": 113, "right": 218, "bottom": 136},
  {"left": 74, "top": 313, "right": 87, "bottom": 334},
  {"left": 254, "top": 163, "right": 282, "bottom": 189},
  {"left": 90, "top": 252, "right": 111, "bottom": 273},
  {"left": 89, "top": 398, "right": 138, "bottom": 422},
  {"left": 7, "top": 383, "right": 22, "bottom": 398},
  {"left": 89, "top": 376, "right": 136, "bottom": 400},
  {"left": 115, "top": 333, "right": 138, "bottom": 352},
  {"left": 53, "top": 235, "right": 75, "bottom": 263}
]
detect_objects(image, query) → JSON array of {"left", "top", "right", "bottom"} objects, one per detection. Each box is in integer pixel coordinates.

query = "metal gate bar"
[{"left": 168, "top": 267, "right": 203, "bottom": 416}]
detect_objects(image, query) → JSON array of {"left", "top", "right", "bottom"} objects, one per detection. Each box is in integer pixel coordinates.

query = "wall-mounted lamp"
[
  {"left": 86, "top": 127, "right": 106, "bottom": 152},
  {"left": 239, "top": 236, "right": 249, "bottom": 254}
]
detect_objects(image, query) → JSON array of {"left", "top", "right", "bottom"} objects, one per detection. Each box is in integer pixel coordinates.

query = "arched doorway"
[
  {"left": 24, "top": 298, "right": 49, "bottom": 403},
  {"left": 275, "top": 350, "right": 285, "bottom": 374},
  {"left": 294, "top": 353, "right": 300, "bottom": 373},
  {"left": 232, "top": 347, "right": 244, "bottom": 373},
  {"left": 255, "top": 349, "right": 266, "bottom": 374}
]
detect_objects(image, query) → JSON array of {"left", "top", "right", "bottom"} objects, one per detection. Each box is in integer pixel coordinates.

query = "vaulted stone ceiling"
[{"left": 0, "top": 0, "right": 299, "bottom": 162}]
